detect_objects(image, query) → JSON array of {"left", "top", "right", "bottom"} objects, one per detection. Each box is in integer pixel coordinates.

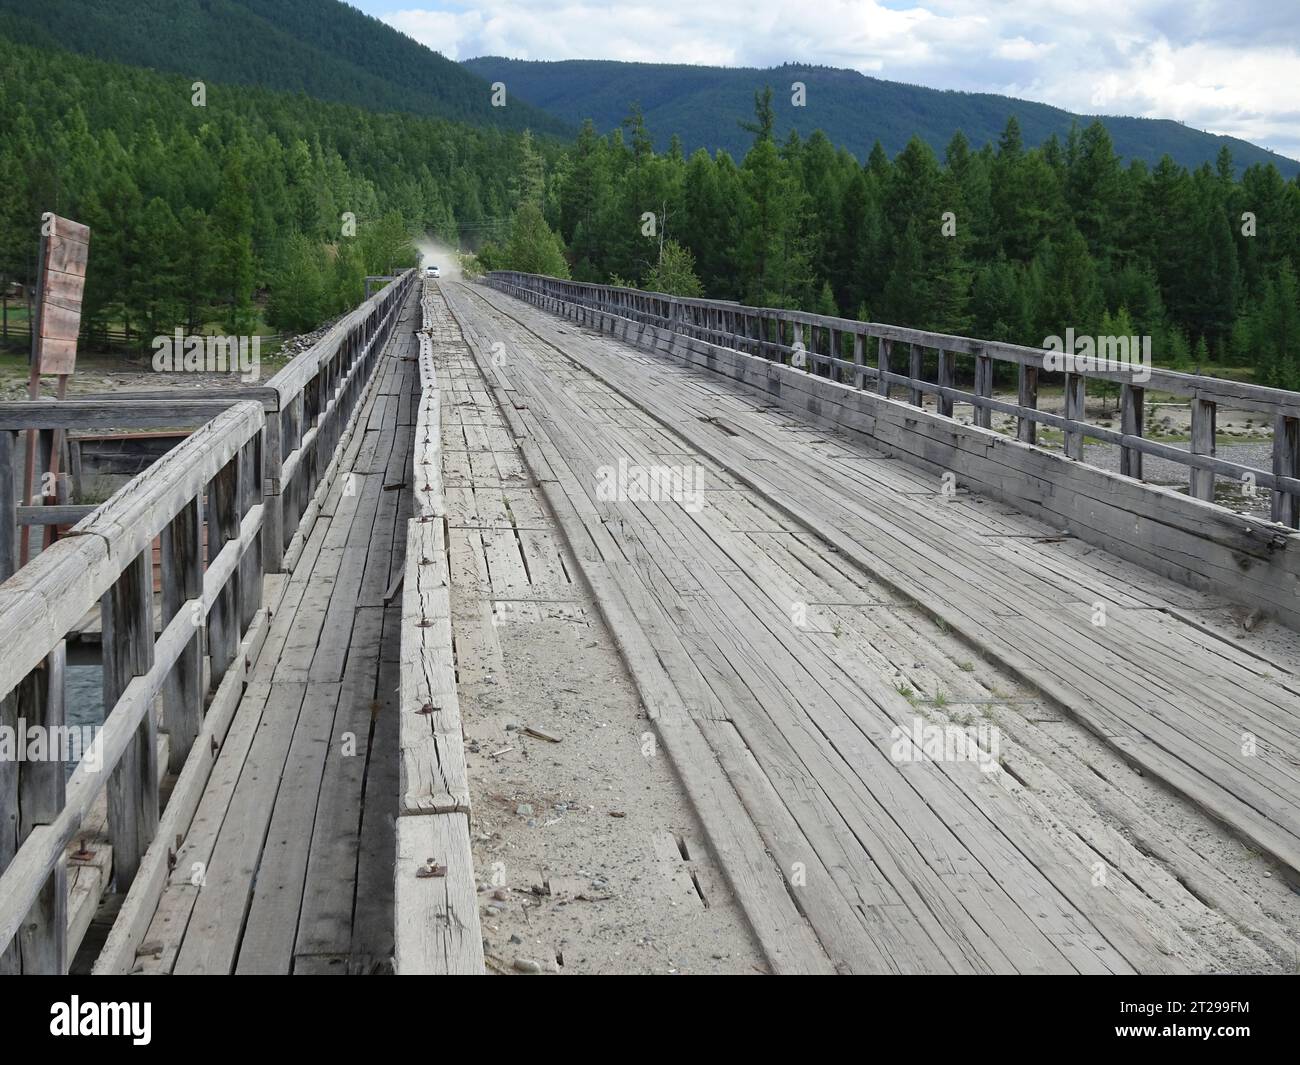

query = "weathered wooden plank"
[{"left": 393, "top": 813, "right": 482, "bottom": 974}]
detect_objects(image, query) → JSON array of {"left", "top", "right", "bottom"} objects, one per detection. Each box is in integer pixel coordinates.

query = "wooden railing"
[
  {"left": 487, "top": 272, "right": 1300, "bottom": 530},
  {"left": 0, "top": 269, "right": 414, "bottom": 973}
]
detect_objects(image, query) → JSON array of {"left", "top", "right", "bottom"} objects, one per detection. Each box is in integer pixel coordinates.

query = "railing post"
[
  {"left": 160, "top": 497, "right": 204, "bottom": 773},
  {"left": 1190, "top": 397, "right": 1217, "bottom": 501},
  {"left": 207, "top": 455, "right": 242, "bottom": 687},
  {"left": 0, "top": 678, "right": 15, "bottom": 973},
  {"left": 908, "top": 343, "right": 924, "bottom": 406},
  {"left": 1272, "top": 415, "right": 1300, "bottom": 527},
  {"left": 1063, "top": 371, "right": 1086, "bottom": 459},
  {"left": 852, "top": 332, "right": 865, "bottom": 390},
  {"left": 103, "top": 550, "right": 158, "bottom": 887},
  {"left": 1018, "top": 364, "right": 1039, "bottom": 444},
  {"left": 1119, "top": 384, "right": 1145, "bottom": 479},
  {"left": 284, "top": 395, "right": 304, "bottom": 550},
  {"left": 0, "top": 429, "right": 14, "bottom": 581},
  {"left": 937, "top": 349, "right": 954, "bottom": 417},
  {"left": 974, "top": 353, "right": 994, "bottom": 429},
  {"left": 16, "top": 642, "right": 67, "bottom": 973},
  {"left": 263, "top": 400, "right": 284, "bottom": 574},
  {"left": 877, "top": 338, "right": 892, "bottom": 398},
  {"left": 1, "top": 435, "right": 23, "bottom": 973},
  {"left": 239, "top": 437, "right": 262, "bottom": 632}
]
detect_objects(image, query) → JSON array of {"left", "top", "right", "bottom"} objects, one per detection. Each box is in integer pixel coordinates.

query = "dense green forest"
[
  {"left": 2, "top": 27, "right": 1298, "bottom": 390},
  {"left": 462, "top": 57, "right": 1300, "bottom": 179},
  {"left": 0, "top": 37, "right": 558, "bottom": 337},
  {"left": 0, "top": 0, "right": 568, "bottom": 135},
  {"left": 483, "top": 92, "right": 1300, "bottom": 388}
]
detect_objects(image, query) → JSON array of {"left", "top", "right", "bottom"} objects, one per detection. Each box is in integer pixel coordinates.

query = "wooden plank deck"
[
  {"left": 439, "top": 279, "right": 1300, "bottom": 975},
  {"left": 125, "top": 290, "right": 420, "bottom": 975}
]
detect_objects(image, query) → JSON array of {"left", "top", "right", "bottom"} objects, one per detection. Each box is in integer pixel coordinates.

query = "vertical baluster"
[
  {"left": 1190, "top": 397, "right": 1217, "bottom": 501},
  {"left": 1018, "top": 364, "right": 1039, "bottom": 444},
  {"left": 1272, "top": 415, "right": 1300, "bottom": 527},
  {"left": 1119, "top": 384, "right": 1144, "bottom": 479},
  {"left": 17, "top": 643, "right": 67, "bottom": 973},
  {"left": 1063, "top": 372, "right": 1086, "bottom": 458},
  {"left": 937, "top": 349, "right": 954, "bottom": 418},
  {"left": 103, "top": 551, "right": 158, "bottom": 887},
  {"left": 877, "top": 338, "right": 892, "bottom": 398},
  {"left": 160, "top": 497, "right": 203, "bottom": 772},
  {"left": 974, "top": 353, "right": 994, "bottom": 430},
  {"left": 908, "top": 344, "right": 924, "bottom": 407},
  {"left": 207, "top": 456, "right": 241, "bottom": 687}
]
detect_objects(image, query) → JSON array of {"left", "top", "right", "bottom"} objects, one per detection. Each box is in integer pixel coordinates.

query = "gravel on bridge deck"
[{"left": 437, "top": 278, "right": 1300, "bottom": 975}]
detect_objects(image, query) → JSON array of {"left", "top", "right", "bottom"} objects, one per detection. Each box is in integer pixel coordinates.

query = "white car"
[{"left": 425, "top": 265, "right": 440, "bottom": 278}]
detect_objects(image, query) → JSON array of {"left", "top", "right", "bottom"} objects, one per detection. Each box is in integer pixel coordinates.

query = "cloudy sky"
[{"left": 349, "top": 0, "right": 1300, "bottom": 159}]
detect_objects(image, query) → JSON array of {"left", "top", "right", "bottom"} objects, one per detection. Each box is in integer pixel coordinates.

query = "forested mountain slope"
[
  {"left": 0, "top": 0, "right": 569, "bottom": 135},
  {"left": 463, "top": 57, "right": 1299, "bottom": 178},
  {"left": 0, "top": 37, "right": 555, "bottom": 335}
]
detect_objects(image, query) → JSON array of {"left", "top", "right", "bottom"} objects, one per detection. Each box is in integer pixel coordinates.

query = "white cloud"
[{"left": 378, "top": 0, "right": 1300, "bottom": 158}]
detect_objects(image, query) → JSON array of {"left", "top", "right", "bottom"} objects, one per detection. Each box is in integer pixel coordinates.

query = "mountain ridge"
[
  {"left": 0, "top": 0, "right": 571, "bottom": 136},
  {"left": 462, "top": 56, "right": 1299, "bottom": 177}
]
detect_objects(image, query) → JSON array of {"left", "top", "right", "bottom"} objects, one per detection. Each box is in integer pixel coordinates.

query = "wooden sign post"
[{"left": 19, "top": 213, "right": 90, "bottom": 565}]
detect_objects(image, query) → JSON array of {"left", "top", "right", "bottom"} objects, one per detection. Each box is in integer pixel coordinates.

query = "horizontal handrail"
[
  {"left": 0, "top": 401, "right": 263, "bottom": 701},
  {"left": 0, "top": 268, "right": 418, "bottom": 972},
  {"left": 487, "top": 271, "right": 1300, "bottom": 417},
  {"left": 487, "top": 271, "right": 1300, "bottom": 529}
]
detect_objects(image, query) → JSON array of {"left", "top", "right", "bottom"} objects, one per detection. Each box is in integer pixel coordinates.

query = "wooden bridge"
[{"left": 2, "top": 269, "right": 1299, "bottom": 975}]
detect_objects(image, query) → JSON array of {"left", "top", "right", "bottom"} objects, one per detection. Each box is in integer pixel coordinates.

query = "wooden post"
[
  {"left": 0, "top": 677, "right": 15, "bottom": 973},
  {"left": 877, "top": 338, "right": 892, "bottom": 398},
  {"left": 0, "top": 429, "right": 14, "bottom": 581},
  {"left": 103, "top": 550, "right": 158, "bottom": 887},
  {"left": 1272, "top": 415, "right": 1300, "bottom": 527},
  {"left": 1119, "top": 384, "right": 1145, "bottom": 479},
  {"left": 936, "top": 349, "right": 954, "bottom": 417},
  {"left": 1017, "top": 364, "right": 1038, "bottom": 443},
  {"left": 0, "top": 426, "right": 20, "bottom": 973},
  {"left": 207, "top": 456, "right": 241, "bottom": 688},
  {"left": 974, "top": 354, "right": 994, "bottom": 429},
  {"left": 239, "top": 436, "right": 262, "bottom": 632},
  {"left": 908, "top": 344, "right": 924, "bottom": 407},
  {"left": 160, "top": 497, "right": 203, "bottom": 773},
  {"left": 852, "top": 332, "right": 864, "bottom": 390},
  {"left": 285, "top": 396, "right": 304, "bottom": 550},
  {"left": 1063, "top": 372, "right": 1086, "bottom": 459},
  {"left": 1190, "top": 397, "right": 1217, "bottom": 501},
  {"left": 17, "top": 642, "right": 67, "bottom": 973},
  {"left": 263, "top": 399, "right": 283, "bottom": 574}
]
